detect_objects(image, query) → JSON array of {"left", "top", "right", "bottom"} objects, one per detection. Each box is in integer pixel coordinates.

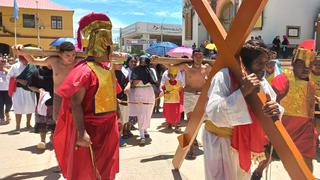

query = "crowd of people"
[{"left": 0, "top": 11, "right": 320, "bottom": 180}]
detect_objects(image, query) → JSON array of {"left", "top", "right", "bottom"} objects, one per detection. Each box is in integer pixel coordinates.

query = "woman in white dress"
[{"left": 7, "top": 56, "right": 36, "bottom": 133}]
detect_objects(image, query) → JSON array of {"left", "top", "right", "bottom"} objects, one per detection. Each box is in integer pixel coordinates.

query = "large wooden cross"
[{"left": 172, "top": 0, "right": 314, "bottom": 179}]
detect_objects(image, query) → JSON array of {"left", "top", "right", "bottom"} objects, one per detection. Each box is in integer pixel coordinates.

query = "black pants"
[{"left": 0, "top": 91, "right": 12, "bottom": 119}]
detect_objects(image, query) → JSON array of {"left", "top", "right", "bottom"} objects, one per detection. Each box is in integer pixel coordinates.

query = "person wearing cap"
[
  {"left": 53, "top": 12, "right": 122, "bottom": 180},
  {"left": 271, "top": 47, "right": 318, "bottom": 171},
  {"left": 7, "top": 56, "right": 36, "bottom": 133},
  {"left": 160, "top": 67, "right": 183, "bottom": 132},
  {"left": 125, "top": 55, "right": 157, "bottom": 146}
]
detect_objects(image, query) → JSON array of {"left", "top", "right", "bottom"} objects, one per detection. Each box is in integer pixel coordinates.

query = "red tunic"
[
  {"left": 162, "top": 80, "right": 183, "bottom": 125},
  {"left": 53, "top": 61, "right": 121, "bottom": 180},
  {"left": 163, "top": 103, "right": 181, "bottom": 125}
]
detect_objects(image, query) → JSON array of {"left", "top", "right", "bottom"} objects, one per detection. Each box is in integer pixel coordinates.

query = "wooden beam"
[
  {"left": 151, "top": 56, "right": 214, "bottom": 64},
  {"left": 11, "top": 48, "right": 128, "bottom": 62},
  {"left": 317, "top": 19, "right": 320, "bottom": 50},
  {"left": 172, "top": 0, "right": 314, "bottom": 179},
  {"left": 151, "top": 56, "right": 292, "bottom": 67}
]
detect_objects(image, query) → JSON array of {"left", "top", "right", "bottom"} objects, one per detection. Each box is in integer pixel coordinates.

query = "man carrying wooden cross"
[
  {"left": 14, "top": 42, "right": 77, "bottom": 123},
  {"left": 203, "top": 40, "right": 283, "bottom": 180},
  {"left": 175, "top": 48, "right": 212, "bottom": 159}
]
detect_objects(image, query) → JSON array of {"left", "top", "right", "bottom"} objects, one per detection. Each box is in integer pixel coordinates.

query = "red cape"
[
  {"left": 229, "top": 71, "right": 267, "bottom": 172},
  {"left": 53, "top": 61, "right": 120, "bottom": 180}
]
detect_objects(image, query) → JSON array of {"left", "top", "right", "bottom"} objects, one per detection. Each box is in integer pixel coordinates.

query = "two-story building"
[
  {"left": 0, "top": 0, "right": 73, "bottom": 55},
  {"left": 120, "top": 22, "right": 182, "bottom": 53}
]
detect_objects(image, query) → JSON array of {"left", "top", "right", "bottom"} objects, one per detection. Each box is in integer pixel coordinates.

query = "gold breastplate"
[
  {"left": 280, "top": 70, "right": 309, "bottom": 118},
  {"left": 310, "top": 73, "right": 320, "bottom": 97},
  {"left": 87, "top": 62, "right": 117, "bottom": 114},
  {"left": 164, "top": 80, "right": 181, "bottom": 103}
]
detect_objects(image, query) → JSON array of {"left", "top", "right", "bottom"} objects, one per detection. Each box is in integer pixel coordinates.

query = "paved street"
[{"left": 0, "top": 111, "right": 319, "bottom": 180}]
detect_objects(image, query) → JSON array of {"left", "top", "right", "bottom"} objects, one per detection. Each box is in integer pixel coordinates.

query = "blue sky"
[{"left": 51, "top": 0, "right": 183, "bottom": 40}]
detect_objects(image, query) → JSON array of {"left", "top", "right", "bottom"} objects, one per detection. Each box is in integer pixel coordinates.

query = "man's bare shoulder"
[
  {"left": 202, "top": 63, "right": 212, "bottom": 73},
  {"left": 46, "top": 56, "right": 61, "bottom": 63},
  {"left": 202, "top": 63, "right": 211, "bottom": 68}
]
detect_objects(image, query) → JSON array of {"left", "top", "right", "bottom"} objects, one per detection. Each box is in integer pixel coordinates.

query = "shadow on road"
[
  {"left": 2, "top": 166, "right": 61, "bottom": 180},
  {"left": 156, "top": 122, "right": 185, "bottom": 134},
  {"left": 171, "top": 169, "right": 183, "bottom": 180},
  {"left": 152, "top": 112, "right": 164, "bottom": 119},
  {"left": 316, "top": 147, "right": 320, "bottom": 162},
  {"left": 18, "top": 143, "right": 53, "bottom": 154},
  {"left": 124, "top": 135, "right": 152, "bottom": 147},
  {"left": 140, "top": 154, "right": 174, "bottom": 163},
  {"left": 0, "top": 127, "right": 33, "bottom": 135}
]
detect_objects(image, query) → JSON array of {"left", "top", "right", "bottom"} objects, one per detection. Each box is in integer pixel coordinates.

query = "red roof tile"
[{"left": 0, "top": 0, "right": 72, "bottom": 11}]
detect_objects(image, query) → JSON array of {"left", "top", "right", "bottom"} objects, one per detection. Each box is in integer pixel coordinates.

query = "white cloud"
[
  {"left": 155, "top": 11, "right": 181, "bottom": 19},
  {"left": 120, "top": 11, "right": 145, "bottom": 16},
  {"left": 132, "top": 12, "right": 145, "bottom": 16},
  {"left": 73, "top": 8, "right": 92, "bottom": 36},
  {"left": 119, "top": 0, "right": 140, "bottom": 4},
  {"left": 110, "top": 17, "right": 128, "bottom": 29},
  {"left": 73, "top": 0, "right": 109, "bottom": 3},
  {"left": 170, "top": 11, "right": 182, "bottom": 18},
  {"left": 72, "top": 9, "right": 128, "bottom": 41},
  {"left": 155, "top": 11, "right": 167, "bottom": 17}
]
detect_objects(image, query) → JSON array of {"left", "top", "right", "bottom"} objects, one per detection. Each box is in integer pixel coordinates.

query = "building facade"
[
  {"left": 182, "top": 0, "right": 320, "bottom": 49},
  {"left": 120, "top": 22, "right": 182, "bottom": 53},
  {"left": 0, "top": 0, "right": 73, "bottom": 55},
  {"left": 250, "top": 0, "right": 320, "bottom": 46}
]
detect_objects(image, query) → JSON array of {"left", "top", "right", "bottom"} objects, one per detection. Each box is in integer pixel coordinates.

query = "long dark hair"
[{"left": 240, "top": 40, "right": 272, "bottom": 71}]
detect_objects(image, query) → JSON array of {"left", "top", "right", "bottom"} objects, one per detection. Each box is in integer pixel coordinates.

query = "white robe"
[
  {"left": 203, "top": 68, "right": 283, "bottom": 180},
  {"left": 7, "top": 62, "right": 36, "bottom": 114}
]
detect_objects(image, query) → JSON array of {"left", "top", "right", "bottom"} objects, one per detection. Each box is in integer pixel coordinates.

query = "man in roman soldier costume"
[
  {"left": 53, "top": 12, "right": 121, "bottom": 180},
  {"left": 271, "top": 47, "right": 318, "bottom": 171}
]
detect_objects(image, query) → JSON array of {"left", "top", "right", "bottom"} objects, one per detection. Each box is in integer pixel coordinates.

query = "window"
[
  {"left": 51, "top": 16, "right": 62, "bottom": 29},
  {"left": 0, "top": 13, "right": 2, "bottom": 27},
  {"left": 287, "top": 26, "right": 300, "bottom": 38},
  {"left": 23, "top": 14, "right": 35, "bottom": 28}
]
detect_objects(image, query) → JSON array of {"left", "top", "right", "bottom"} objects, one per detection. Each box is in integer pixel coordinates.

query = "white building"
[
  {"left": 120, "top": 22, "right": 182, "bottom": 53},
  {"left": 182, "top": 0, "right": 320, "bottom": 48},
  {"left": 250, "top": 0, "right": 320, "bottom": 45}
]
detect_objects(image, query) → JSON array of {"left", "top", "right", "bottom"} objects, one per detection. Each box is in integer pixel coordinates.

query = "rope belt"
[
  {"left": 118, "top": 94, "right": 163, "bottom": 105},
  {"left": 118, "top": 89, "right": 176, "bottom": 105},
  {"left": 204, "top": 120, "right": 232, "bottom": 138}
]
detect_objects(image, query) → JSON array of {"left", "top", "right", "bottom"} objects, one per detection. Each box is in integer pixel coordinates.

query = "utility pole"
[
  {"left": 160, "top": 18, "right": 165, "bottom": 42},
  {"left": 36, "top": 0, "right": 40, "bottom": 48},
  {"left": 119, "top": 27, "right": 122, "bottom": 52}
]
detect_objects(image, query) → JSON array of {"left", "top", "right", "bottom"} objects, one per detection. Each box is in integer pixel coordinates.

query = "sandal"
[
  {"left": 139, "top": 138, "right": 146, "bottom": 146},
  {"left": 37, "top": 142, "right": 46, "bottom": 149},
  {"left": 185, "top": 150, "right": 196, "bottom": 160},
  {"left": 5, "top": 113, "right": 11, "bottom": 123}
]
